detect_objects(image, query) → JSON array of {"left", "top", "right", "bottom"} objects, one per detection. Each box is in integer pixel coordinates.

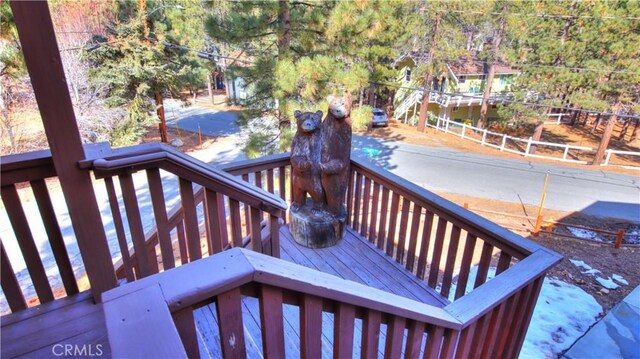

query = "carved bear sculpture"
[
  {"left": 290, "top": 110, "right": 325, "bottom": 212},
  {"left": 320, "top": 93, "right": 352, "bottom": 218}
]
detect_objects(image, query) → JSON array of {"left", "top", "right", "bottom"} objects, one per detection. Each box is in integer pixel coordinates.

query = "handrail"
[
  {"left": 350, "top": 156, "right": 541, "bottom": 258},
  {"left": 217, "top": 152, "right": 290, "bottom": 175},
  {"left": 91, "top": 143, "right": 287, "bottom": 215}
]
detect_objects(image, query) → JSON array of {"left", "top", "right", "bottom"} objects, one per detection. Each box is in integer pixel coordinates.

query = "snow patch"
[
  {"left": 521, "top": 277, "right": 603, "bottom": 358},
  {"left": 612, "top": 274, "right": 629, "bottom": 285},
  {"left": 596, "top": 276, "right": 620, "bottom": 290},
  {"left": 567, "top": 227, "right": 603, "bottom": 241},
  {"left": 569, "top": 259, "right": 592, "bottom": 271}
]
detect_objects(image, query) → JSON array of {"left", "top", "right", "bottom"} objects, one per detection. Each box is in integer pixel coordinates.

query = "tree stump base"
[{"left": 289, "top": 200, "right": 346, "bottom": 248}]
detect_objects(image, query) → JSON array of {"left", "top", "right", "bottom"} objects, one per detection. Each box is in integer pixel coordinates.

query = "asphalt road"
[{"left": 168, "top": 104, "right": 640, "bottom": 222}]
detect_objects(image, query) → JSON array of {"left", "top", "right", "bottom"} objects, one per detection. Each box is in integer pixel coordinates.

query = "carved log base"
[{"left": 289, "top": 200, "right": 346, "bottom": 248}]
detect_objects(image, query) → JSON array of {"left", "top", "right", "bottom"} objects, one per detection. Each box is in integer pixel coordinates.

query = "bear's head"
[
  {"left": 327, "top": 93, "right": 353, "bottom": 119},
  {"left": 294, "top": 110, "right": 323, "bottom": 133}
]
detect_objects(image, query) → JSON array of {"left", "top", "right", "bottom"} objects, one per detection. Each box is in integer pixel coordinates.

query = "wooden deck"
[
  {"left": 0, "top": 225, "right": 446, "bottom": 358},
  {"left": 0, "top": 291, "right": 110, "bottom": 358},
  {"left": 193, "top": 225, "right": 448, "bottom": 358}
]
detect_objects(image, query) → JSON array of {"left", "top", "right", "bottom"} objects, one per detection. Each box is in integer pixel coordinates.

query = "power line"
[
  {"left": 371, "top": 81, "right": 640, "bottom": 119},
  {"left": 444, "top": 9, "right": 640, "bottom": 21}
]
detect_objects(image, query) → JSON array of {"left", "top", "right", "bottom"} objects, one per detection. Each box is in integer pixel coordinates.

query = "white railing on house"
[{"left": 427, "top": 116, "right": 640, "bottom": 168}]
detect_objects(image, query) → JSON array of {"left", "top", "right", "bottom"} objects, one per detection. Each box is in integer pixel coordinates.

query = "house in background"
[{"left": 393, "top": 54, "right": 519, "bottom": 126}]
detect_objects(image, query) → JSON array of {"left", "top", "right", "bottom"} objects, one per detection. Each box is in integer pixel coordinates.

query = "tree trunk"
[
  {"left": 629, "top": 119, "right": 639, "bottom": 142},
  {"left": 591, "top": 113, "right": 601, "bottom": 134},
  {"left": 277, "top": 0, "right": 290, "bottom": 55},
  {"left": 155, "top": 91, "right": 168, "bottom": 142},
  {"left": 416, "top": 14, "right": 441, "bottom": 132},
  {"left": 359, "top": 88, "right": 364, "bottom": 108},
  {"left": 478, "top": 7, "right": 506, "bottom": 129},
  {"left": 207, "top": 73, "right": 214, "bottom": 104},
  {"left": 593, "top": 102, "right": 622, "bottom": 165},
  {"left": 569, "top": 109, "right": 579, "bottom": 126},
  {"left": 368, "top": 86, "right": 376, "bottom": 107},
  {"left": 529, "top": 121, "right": 544, "bottom": 155},
  {"left": 618, "top": 119, "right": 630, "bottom": 140}
]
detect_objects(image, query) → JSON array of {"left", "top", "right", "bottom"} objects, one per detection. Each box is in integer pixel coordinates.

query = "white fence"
[{"left": 427, "top": 116, "right": 640, "bottom": 168}]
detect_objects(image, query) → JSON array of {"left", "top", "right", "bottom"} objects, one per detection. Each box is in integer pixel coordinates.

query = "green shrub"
[{"left": 350, "top": 105, "right": 373, "bottom": 131}]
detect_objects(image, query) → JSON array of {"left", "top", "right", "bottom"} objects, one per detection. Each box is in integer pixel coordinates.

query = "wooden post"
[
  {"left": 615, "top": 229, "right": 624, "bottom": 249},
  {"left": 155, "top": 92, "right": 168, "bottom": 142},
  {"left": 525, "top": 137, "right": 532, "bottom": 156},
  {"left": 604, "top": 150, "right": 613, "bottom": 166},
  {"left": 198, "top": 125, "right": 203, "bottom": 146},
  {"left": 500, "top": 134, "right": 507, "bottom": 151},
  {"left": 481, "top": 129, "right": 487, "bottom": 146},
  {"left": 461, "top": 124, "right": 467, "bottom": 138},
  {"left": 533, "top": 173, "right": 550, "bottom": 236},
  {"left": 562, "top": 146, "right": 570, "bottom": 161},
  {"left": 10, "top": 1, "right": 117, "bottom": 300}
]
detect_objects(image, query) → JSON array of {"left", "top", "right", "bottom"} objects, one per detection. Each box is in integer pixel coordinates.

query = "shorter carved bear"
[
  {"left": 320, "top": 93, "right": 352, "bottom": 218},
  {"left": 291, "top": 110, "right": 325, "bottom": 212}
]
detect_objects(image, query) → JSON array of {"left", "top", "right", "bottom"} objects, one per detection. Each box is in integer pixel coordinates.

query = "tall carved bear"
[
  {"left": 290, "top": 110, "right": 325, "bottom": 212},
  {"left": 320, "top": 93, "right": 352, "bottom": 218}
]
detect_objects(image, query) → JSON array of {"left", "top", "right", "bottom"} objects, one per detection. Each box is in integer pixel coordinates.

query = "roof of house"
[{"left": 447, "top": 59, "right": 520, "bottom": 76}]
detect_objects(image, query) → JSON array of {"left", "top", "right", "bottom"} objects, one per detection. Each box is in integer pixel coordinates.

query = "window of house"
[
  {"left": 405, "top": 68, "right": 411, "bottom": 82},
  {"left": 498, "top": 75, "right": 506, "bottom": 85},
  {"left": 492, "top": 104, "right": 498, "bottom": 109},
  {"left": 480, "top": 75, "right": 486, "bottom": 80},
  {"left": 453, "top": 106, "right": 460, "bottom": 112},
  {"left": 459, "top": 76, "right": 466, "bottom": 83}
]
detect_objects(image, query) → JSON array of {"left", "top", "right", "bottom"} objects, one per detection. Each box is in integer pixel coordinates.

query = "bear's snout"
[{"left": 301, "top": 120, "right": 316, "bottom": 132}]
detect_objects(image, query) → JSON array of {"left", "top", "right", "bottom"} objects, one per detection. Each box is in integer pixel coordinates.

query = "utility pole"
[
  {"left": 416, "top": 12, "right": 441, "bottom": 132},
  {"left": 477, "top": 5, "right": 507, "bottom": 129}
]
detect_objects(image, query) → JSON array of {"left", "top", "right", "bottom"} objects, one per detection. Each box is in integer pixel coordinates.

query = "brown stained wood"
[
  {"left": 278, "top": 167, "right": 287, "bottom": 201},
  {"left": 173, "top": 307, "right": 200, "bottom": 359},
  {"left": 396, "top": 198, "right": 411, "bottom": 264},
  {"left": 416, "top": 211, "right": 434, "bottom": 280},
  {"left": 503, "top": 285, "right": 534, "bottom": 359},
  {"left": 454, "top": 322, "right": 477, "bottom": 359},
  {"left": 352, "top": 172, "right": 363, "bottom": 230},
  {"left": 176, "top": 222, "right": 188, "bottom": 265},
  {"left": 249, "top": 207, "right": 263, "bottom": 253},
  {"left": 384, "top": 315, "right": 406, "bottom": 358},
  {"left": 510, "top": 276, "right": 544, "bottom": 359},
  {"left": 30, "top": 179, "right": 78, "bottom": 295},
  {"left": 404, "top": 320, "right": 425, "bottom": 359},
  {"left": 105, "top": 284, "right": 186, "bottom": 358},
  {"left": 376, "top": 188, "right": 390, "bottom": 250},
  {"left": 334, "top": 303, "right": 355, "bottom": 359},
  {"left": 301, "top": 294, "right": 323, "bottom": 359},
  {"left": 204, "top": 189, "right": 224, "bottom": 254},
  {"left": 496, "top": 251, "right": 512, "bottom": 275},
  {"left": 423, "top": 325, "right": 444, "bottom": 359},
  {"left": 229, "top": 199, "right": 243, "bottom": 248},
  {"left": 217, "top": 193, "right": 230, "bottom": 248},
  {"left": 361, "top": 310, "right": 382, "bottom": 359},
  {"left": 1, "top": 240, "right": 27, "bottom": 312},
  {"left": 474, "top": 242, "right": 494, "bottom": 289},
  {"left": 368, "top": 182, "right": 381, "bottom": 242},
  {"left": 269, "top": 215, "right": 281, "bottom": 258},
  {"left": 267, "top": 169, "right": 275, "bottom": 194},
  {"left": 259, "top": 285, "right": 285, "bottom": 358},
  {"left": 454, "top": 234, "right": 477, "bottom": 300},
  {"left": 427, "top": 217, "right": 448, "bottom": 289},
  {"left": 254, "top": 171, "right": 263, "bottom": 190},
  {"left": 1, "top": 185, "right": 54, "bottom": 303},
  {"left": 119, "top": 173, "right": 157, "bottom": 276},
  {"left": 405, "top": 205, "right": 422, "bottom": 273},
  {"left": 468, "top": 314, "right": 489, "bottom": 359},
  {"left": 479, "top": 303, "right": 506, "bottom": 358},
  {"left": 179, "top": 178, "right": 202, "bottom": 262},
  {"left": 11, "top": 1, "right": 117, "bottom": 299},
  {"left": 104, "top": 177, "right": 135, "bottom": 281},
  {"left": 242, "top": 174, "right": 251, "bottom": 232},
  {"left": 440, "top": 225, "right": 462, "bottom": 299},
  {"left": 346, "top": 169, "right": 355, "bottom": 226},
  {"left": 147, "top": 168, "right": 176, "bottom": 270},
  {"left": 360, "top": 178, "right": 372, "bottom": 237},
  {"left": 439, "top": 329, "right": 459, "bottom": 359},
  {"left": 216, "top": 288, "right": 247, "bottom": 359},
  {"left": 492, "top": 292, "right": 521, "bottom": 359},
  {"left": 386, "top": 193, "right": 401, "bottom": 257}
]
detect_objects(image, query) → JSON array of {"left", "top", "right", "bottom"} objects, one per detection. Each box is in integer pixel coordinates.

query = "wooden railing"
[{"left": 0, "top": 143, "right": 287, "bottom": 313}]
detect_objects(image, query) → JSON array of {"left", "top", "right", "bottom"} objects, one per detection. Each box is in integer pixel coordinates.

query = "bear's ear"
[
  {"left": 326, "top": 95, "right": 335, "bottom": 103},
  {"left": 315, "top": 110, "right": 323, "bottom": 118},
  {"left": 294, "top": 110, "right": 302, "bottom": 119}
]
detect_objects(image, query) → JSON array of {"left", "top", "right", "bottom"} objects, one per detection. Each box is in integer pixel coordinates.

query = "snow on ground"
[
  {"left": 566, "top": 226, "right": 603, "bottom": 241},
  {"left": 520, "top": 277, "right": 603, "bottom": 358},
  {"left": 595, "top": 276, "right": 620, "bottom": 290},
  {"left": 612, "top": 273, "right": 629, "bottom": 285},
  {"left": 449, "top": 265, "right": 602, "bottom": 358}
]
